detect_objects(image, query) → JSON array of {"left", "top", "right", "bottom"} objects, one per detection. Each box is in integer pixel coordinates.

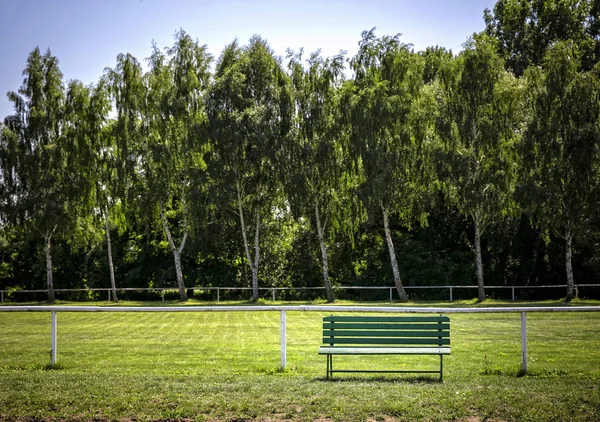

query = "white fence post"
[
  {"left": 449, "top": 287, "right": 453, "bottom": 302},
  {"left": 280, "top": 310, "right": 286, "bottom": 370},
  {"left": 521, "top": 311, "right": 527, "bottom": 373},
  {"left": 389, "top": 288, "right": 393, "bottom": 303},
  {"left": 51, "top": 311, "right": 57, "bottom": 366}
]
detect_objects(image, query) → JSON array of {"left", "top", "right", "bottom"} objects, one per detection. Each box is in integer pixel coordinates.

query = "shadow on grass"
[
  {"left": 480, "top": 367, "right": 570, "bottom": 378},
  {"left": 314, "top": 375, "right": 442, "bottom": 384},
  {"left": 255, "top": 366, "right": 299, "bottom": 375},
  {"left": 1, "top": 362, "right": 66, "bottom": 371}
]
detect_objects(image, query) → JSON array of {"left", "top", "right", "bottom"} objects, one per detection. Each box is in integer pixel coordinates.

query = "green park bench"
[{"left": 318, "top": 315, "right": 451, "bottom": 381}]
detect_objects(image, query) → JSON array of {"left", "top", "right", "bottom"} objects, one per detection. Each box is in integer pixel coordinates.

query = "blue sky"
[{"left": 0, "top": 0, "right": 495, "bottom": 118}]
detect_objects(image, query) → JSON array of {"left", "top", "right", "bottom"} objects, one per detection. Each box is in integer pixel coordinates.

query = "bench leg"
[
  {"left": 326, "top": 354, "right": 330, "bottom": 380},
  {"left": 440, "top": 355, "right": 443, "bottom": 382}
]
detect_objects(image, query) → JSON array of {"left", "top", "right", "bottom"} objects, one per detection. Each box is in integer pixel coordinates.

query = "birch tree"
[
  {"left": 61, "top": 79, "right": 109, "bottom": 285},
  {"left": 284, "top": 49, "right": 354, "bottom": 302},
  {"left": 207, "top": 37, "right": 293, "bottom": 302},
  {"left": 521, "top": 41, "right": 600, "bottom": 300},
  {"left": 142, "top": 31, "right": 212, "bottom": 301},
  {"left": 82, "top": 80, "right": 120, "bottom": 302},
  {"left": 105, "top": 53, "right": 147, "bottom": 302},
  {"left": 0, "top": 48, "right": 74, "bottom": 302},
  {"left": 345, "top": 29, "right": 436, "bottom": 302},
  {"left": 436, "top": 35, "right": 522, "bottom": 302}
]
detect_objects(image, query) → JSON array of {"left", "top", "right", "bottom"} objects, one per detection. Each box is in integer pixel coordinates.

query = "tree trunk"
[
  {"left": 104, "top": 212, "right": 118, "bottom": 303},
  {"left": 237, "top": 181, "right": 260, "bottom": 302},
  {"left": 172, "top": 249, "right": 185, "bottom": 300},
  {"left": 252, "top": 209, "right": 260, "bottom": 302},
  {"left": 474, "top": 217, "right": 486, "bottom": 302},
  {"left": 315, "top": 202, "right": 334, "bottom": 302},
  {"left": 565, "top": 229, "right": 575, "bottom": 302},
  {"left": 160, "top": 205, "right": 188, "bottom": 302},
  {"left": 45, "top": 230, "right": 55, "bottom": 303},
  {"left": 382, "top": 206, "right": 408, "bottom": 303}
]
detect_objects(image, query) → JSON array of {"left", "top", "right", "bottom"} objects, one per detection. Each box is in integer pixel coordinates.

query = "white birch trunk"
[
  {"left": 237, "top": 181, "right": 260, "bottom": 302},
  {"left": 160, "top": 205, "right": 188, "bottom": 302},
  {"left": 382, "top": 206, "right": 408, "bottom": 302},
  {"left": 45, "top": 229, "right": 55, "bottom": 303},
  {"left": 471, "top": 121, "right": 486, "bottom": 302},
  {"left": 315, "top": 202, "right": 334, "bottom": 302},
  {"left": 474, "top": 217, "right": 486, "bottom": 302},
  {"left": 104, "top": 212, "right": 118, "bottom": 303},
  {"left": 252, "top": 208, "right": 260, "bottom": 302},
  {"left": 565, "top": 229, "right": 575, "bottom": 301}
]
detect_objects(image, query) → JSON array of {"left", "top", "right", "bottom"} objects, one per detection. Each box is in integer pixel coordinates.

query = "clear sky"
[{"left": 0, "top": 0, "right": 496, "bottom": 119}]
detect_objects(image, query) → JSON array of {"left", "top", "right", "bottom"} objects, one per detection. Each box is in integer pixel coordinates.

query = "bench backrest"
[{"left": 322, "top": 315, "right": 450, "bottom": 348}]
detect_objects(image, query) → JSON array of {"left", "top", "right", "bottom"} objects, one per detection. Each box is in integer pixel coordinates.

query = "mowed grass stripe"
[
  {"left": 1, "top": 306, "right": 600, "bottom": 421},
  {"left": 2, "top": 311, "right": 599, "bottom": 375},
  {"left": 48, "top": 312, "right": 283, "bottom": 373}
]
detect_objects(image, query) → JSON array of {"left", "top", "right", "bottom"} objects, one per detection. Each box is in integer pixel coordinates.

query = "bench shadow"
[{"left": 313, "top": 375, "right": 442, "bottom": 384}]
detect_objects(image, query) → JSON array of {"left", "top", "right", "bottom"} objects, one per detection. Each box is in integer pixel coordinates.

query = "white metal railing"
[
  {"left": 1, "top": 284, "right": 598, "bottom": 302},
  {"left": 1, "top": 305, "right": 599, "bottom": 374}
]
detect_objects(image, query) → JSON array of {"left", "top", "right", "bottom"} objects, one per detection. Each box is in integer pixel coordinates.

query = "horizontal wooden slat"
[
  {"left": 323, "top": 323, "right": 449, "bottom": 330},
  {"left": 318, "top": 346, "right": 451, "bottom": 355},
  {"left": 323, "top": 316, "right": 449, "bottom": 323},
  {"left": 323, "top": 330, "right": 449, "bottom": 338},
  {"left": 323, "top": 337, "right": 450, "bottom": 345}
]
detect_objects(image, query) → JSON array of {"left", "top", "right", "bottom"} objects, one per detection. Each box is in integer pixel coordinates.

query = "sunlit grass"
[{"left": 0, "top": 300, "right": 599, "bottom": 421}]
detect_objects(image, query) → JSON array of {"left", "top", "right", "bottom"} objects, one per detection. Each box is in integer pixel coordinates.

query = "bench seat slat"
[
  {"left": 323, "top": 316, "right": 449, "bottom": 323},
  {"left": 319, "top": 346, "right": 451, "bottom": 355},
  {"left": 323, "top": 323, "right": 449, "bottom": 330},
  {"left": 324, "top": 337, "right": 450, "bottom": 345},
  {"left": 323, "top": 330, "right": 449, "bottom": 338}
]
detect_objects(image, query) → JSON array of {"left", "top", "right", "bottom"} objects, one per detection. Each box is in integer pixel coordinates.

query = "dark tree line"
[{"left": 1, "top": 0, "right": 599, "bottom": 303}]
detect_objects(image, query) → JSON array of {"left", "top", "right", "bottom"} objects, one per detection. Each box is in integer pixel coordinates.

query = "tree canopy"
[{"left": 2, "top": 2, "right": 600, "bottom": 303}]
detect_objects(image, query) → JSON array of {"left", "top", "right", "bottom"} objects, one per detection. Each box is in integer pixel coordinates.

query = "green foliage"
[
  {"left": 435, "top": 35, "right": 524, "bottom": 300},
  {"left": 207, "top": 36, "right": 293, "bottom": 301},
  {"left": 0, "top": 48, "right": 103, "bottom": 301},
  {"left": 421, "top": 45, "right": 454, "bottom": 84},
  {"left": 284, "top": 48, "right": 357, "bottom": 301},
  {"left": 2, "top": 12, "right": 600, "bottom": 304},
  {"left": 2, "top": 48, "right": 68, "bottom": 235},
  {"left": 519, "top": 41, "right": 600, "bottom": 298},
  {"left": 520, "top": 42, "right": 600, "bottom": 238},
  {"left": 347, "top": 29, "right": 435, "bottom": 224},
  {"left": 484, "top": 0, "right": 600, "bottom": 76},
  {"left": 340, "top": 29, "right": 439, "bottom": 301},
  {"left": 436, "top": 35, "right": 522, "bottom": 223},
  {"left": 285, "top": 49, "right": 353, "bottom": 235}
]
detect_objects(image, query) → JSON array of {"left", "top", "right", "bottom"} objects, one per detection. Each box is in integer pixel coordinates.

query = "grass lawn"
[{"left": 0, "top": 299, "right": 599, "bottom": 421}]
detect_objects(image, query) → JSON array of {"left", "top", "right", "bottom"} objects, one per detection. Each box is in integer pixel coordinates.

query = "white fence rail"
[
  {"left": 1, "top": 305, "right": 599, "bottom": 374},
  {"left": 2, "top": 284, "right": 599, "bottom": 302}
]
